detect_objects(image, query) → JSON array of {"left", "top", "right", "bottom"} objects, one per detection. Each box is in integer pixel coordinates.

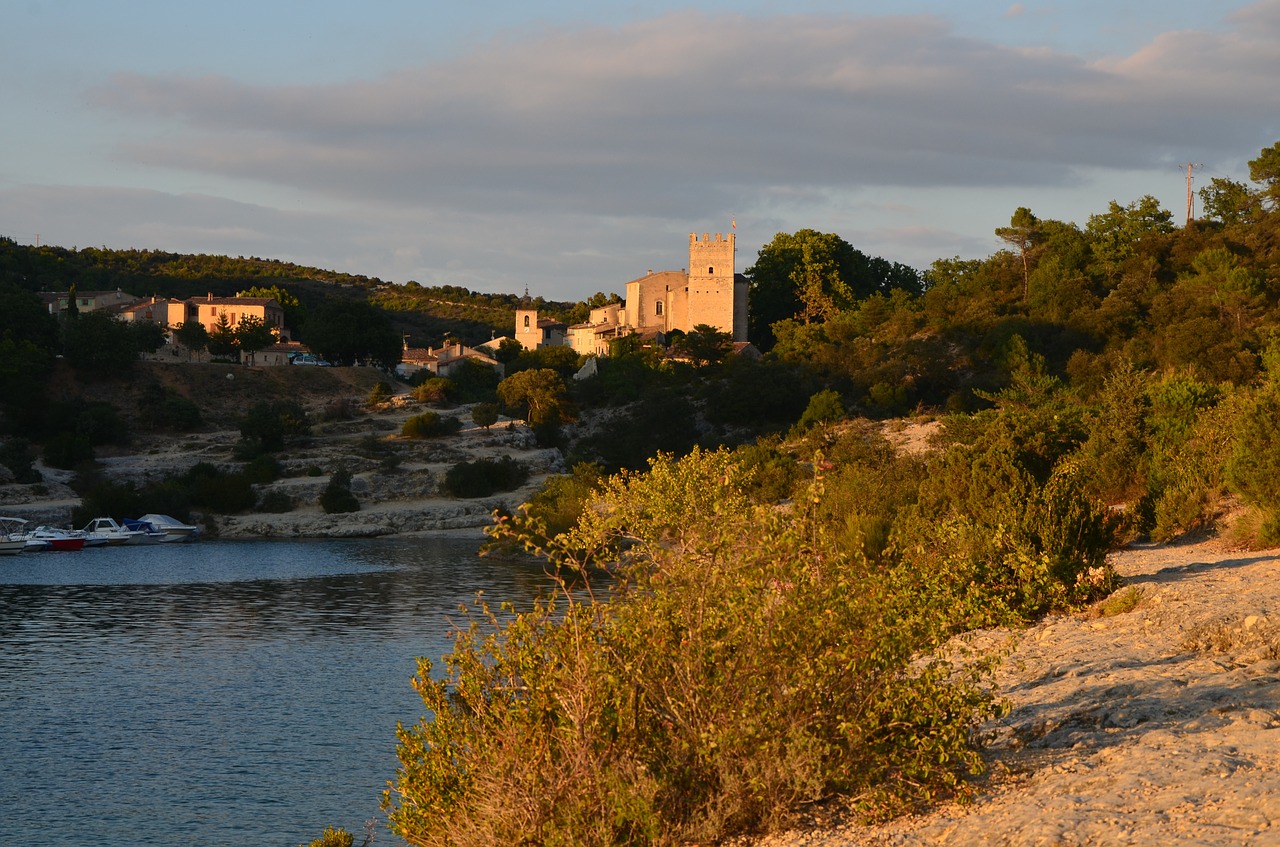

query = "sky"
[{"left": 3, "top": 0, "right": 1278, "bottom": 302}]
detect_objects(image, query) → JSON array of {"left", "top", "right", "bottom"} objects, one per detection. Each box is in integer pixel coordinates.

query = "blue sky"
[{"left": 3, "top": 1, "right": 1277, "bottom": 302}]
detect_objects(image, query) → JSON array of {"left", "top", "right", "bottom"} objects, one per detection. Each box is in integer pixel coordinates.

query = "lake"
[{"left": 0, "top": 537, "right": 555, "bottom": 846}]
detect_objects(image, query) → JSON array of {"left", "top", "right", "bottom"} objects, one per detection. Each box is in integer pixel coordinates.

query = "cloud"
[{"left": 89, "top": 6, "right": 1279, "bottom": 217}]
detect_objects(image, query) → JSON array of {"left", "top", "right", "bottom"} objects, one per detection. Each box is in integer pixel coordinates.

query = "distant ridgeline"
[{"left": 0, "top": 238, "right": 581, "bottom": 345}]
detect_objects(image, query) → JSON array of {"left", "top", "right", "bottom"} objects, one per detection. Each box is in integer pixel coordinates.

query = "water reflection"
[{"left": 0, "top": 538, "right": 554, "bottom": 847}]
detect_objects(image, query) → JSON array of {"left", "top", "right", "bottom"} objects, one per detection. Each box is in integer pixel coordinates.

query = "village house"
[
  {"left": 39, "top": 288, "right": 140, "bottom": 315},
  {"left": 395, "top": 340, "right": 503, "bottom": 381}
]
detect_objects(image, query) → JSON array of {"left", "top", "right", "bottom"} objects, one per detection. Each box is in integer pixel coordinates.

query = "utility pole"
[{"left": 1183, "top": 162, "right": 1202, "bottom": 225}]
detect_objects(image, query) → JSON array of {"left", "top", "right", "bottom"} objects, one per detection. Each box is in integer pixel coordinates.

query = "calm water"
[{"left": 0, "top": 538, "right": 554, "bottom": 846}]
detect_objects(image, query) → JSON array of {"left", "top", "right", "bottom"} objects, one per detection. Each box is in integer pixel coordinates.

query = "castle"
[{"left": 516, "top": 232, "right": 749, "bottom": 357}]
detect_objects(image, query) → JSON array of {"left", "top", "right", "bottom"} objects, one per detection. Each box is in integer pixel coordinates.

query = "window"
[
  {"left": 523, "top": 315, "right": 531, "bottom": 328},
  {"left": 655, "top": 300, "right": 664, "bottom": 316},
  {"left": 708, "top": 266, "right": 714, "bottom": 275}
]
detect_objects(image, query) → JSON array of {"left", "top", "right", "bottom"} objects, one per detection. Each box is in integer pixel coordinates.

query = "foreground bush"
[{"left": 385, "top": 449, "right": 1000, "bottom": 846}]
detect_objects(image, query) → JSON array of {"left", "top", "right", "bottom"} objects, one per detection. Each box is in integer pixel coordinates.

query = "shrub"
[
  {"left": 301, "top": 826, "right": 353, "bottom": 847},
  {"left": 258, "top": 489, "right": 295, "bottom": 513},
  {"left": 0, "top": 438, "right": 42, "bottom": 484},
  {"left": 367, "top": 381, "right": 393, "bottom": 408},
  {"left": 242, "top": 455, "right": 282, "bottom": 485},
  {"left": 402, "top": 412, "right": 462, "bottom": 439},
  {"left": 471, "top": 402, "right": 500, "bottom": 430},
  {"left": 444, "top": 456, "right": 528, "bottom": 498},
  {"left": 795, "top": 388, "right": 845, "bottom": 432},
  {"left": 412, "top": 377, "right": 457, "bottom": 406},
  {"left": 240, "top": 400, "right": 311, "bottom": 453},
  {"left": 190, "top": 472, "right": 257, "bottom": 514},
  {"left": 322, "top": 397, "right": 357, "bottom": 422},
  {"left": 320, "top": 468, "right": 360, "bottom": 514},
  {"left": 43, "top": 433, "right": 94, "bottom": 470},
  {"left": 1226, "top": 388, "right": 1280, "bottom": 543},
  {"left": 138, "top": 383, "right": 202, "bottom": 431},
  {"left": 387, "top": 449, "right": 998, "bottom": 846}
]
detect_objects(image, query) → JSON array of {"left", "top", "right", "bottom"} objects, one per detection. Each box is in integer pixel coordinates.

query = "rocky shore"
[{"left": 0, "top": 363, "right": 565, "bottom": 538}]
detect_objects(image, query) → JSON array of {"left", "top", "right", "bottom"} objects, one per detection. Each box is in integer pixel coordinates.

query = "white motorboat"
[
  {"left": 0, "top": 516, "right": 29, "bottom": 555},
  {"left": 81, "top": 517, "right": 154, "bottom": 546},
  {"left": 135, "top": 514, "right": 201, "bottom": 542}
]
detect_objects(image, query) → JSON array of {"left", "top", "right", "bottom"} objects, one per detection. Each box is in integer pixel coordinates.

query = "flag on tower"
[{"left": 731, "top": 216, "right": 736, "bottom": 230}]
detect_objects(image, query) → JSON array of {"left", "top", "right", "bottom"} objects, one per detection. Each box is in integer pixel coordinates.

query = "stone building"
[{"left": 518, "top": 231, "right": 749, "bottom": 355}]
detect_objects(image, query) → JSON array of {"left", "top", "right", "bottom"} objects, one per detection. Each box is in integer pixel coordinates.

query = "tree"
[
  {"left": 746, "top": 230, "right": 922, "bottom": 349},
  {"left": 471, "top": 402, "right": 500, "bottom": 430},
  {"left": 303, "top": 300, "right": 402, "bottom": 368},
  {"left": 1199, "top": 177, "right": 1261, "bottom": 225},
  {"left": 320, "top": 467, "right": 360, "bottom": 514},
  {"left": 796, "top": 388, "right": 845, "bottom": 431},
  {"left": 0, "top": 283, "right": 58, "bottom": 404},
  {"left": 172, "top": 320, "right": 210, "bottom": 358},
  {"left": 675, "top": 323, "right": 734, "bottom": 367},
  {"left": 1248, "top": 140, "right": 1280, "bottom": 208},
  {"left": 207, "top": 314, "right": 239, "bottom": 360},
  {"left": 497, "top": 368, "right": 567, "bottom": 426},
  {"left": 1086, "top": 195, "right": 1175, "bottom": 281},
  {"left": 995, "top": 207, "right": 1041, "bottom": 301},
  {"left": 61, "top": 310, "right": 139, "bottom": 375},
  {"left": 234, "top": 314, "right": 277, "bottom": 365},
  {"left": 494, "top": 337, "right": 524, "bottom": 364},
  {"left": 237, "top": 284, "right": 305, "bottom": 334},
  {"left": 130, "top": 320, "right": 168, "bottom": 354}
]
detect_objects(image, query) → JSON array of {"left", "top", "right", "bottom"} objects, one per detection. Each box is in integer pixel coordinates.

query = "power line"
[{"left": 1182, "top": 162, "right": 1202, "bottom": 225}]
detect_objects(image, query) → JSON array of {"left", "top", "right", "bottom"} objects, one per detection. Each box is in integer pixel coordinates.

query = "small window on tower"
[
  {"left": 523, "top": 315, "right": 531, "bottom": 328},
  {"left": 708, "top": 266, "right": 714, "bottom": 275}
]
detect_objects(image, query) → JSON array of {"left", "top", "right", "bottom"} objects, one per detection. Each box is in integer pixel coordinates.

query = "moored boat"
[
  {"left": 26, "top": 526, "right": 87, "bottom": 552},
  {"left": 82, "top": 517, "right": 153, "bottom": 546},
  {"left": 0, "top": 516, "right": 28, "bottom": 555},
  {"left": 135, "top": 513, "right": 201, "bottom": 542}
]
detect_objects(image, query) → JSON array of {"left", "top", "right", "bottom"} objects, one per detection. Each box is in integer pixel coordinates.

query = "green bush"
[
  {"left": 1226, "top": 388, "right": 1280, "bottom": 543},
  {"left": 320, "top": 468, "right": 360, "bottom": 514},
  {"left": 43, "top": 432, "right": 94, "bottom": 470},
  {"left": 401, "top": 412, "right": 462, "bottom": 439},
  {"left": 470, "top": 402, "right": 500, "bottom": 430},
  {"left": 242, "top": 455, "right": 282, "bottom": 485},
  {"left": 1147, "top": 387, "right": 1240, "bottom": 542},
  {"left": 491, "top": 463, "right": 604, "bottom": 553},
  {"left": 412, "top": 377, "right": 457, "bottom": 405},
  {"left": 795, "top": 388, "right": 845, "bottom": 432},
  {"left": 190, "top": 472, "right": 257, "bottom": 514},
  {"left": 0, "top": 438, "right": 42, "bottom": 484},
  {"left": 138, "top": 383, "right": 202, "bottom": 431},
  {"left": 444, "top": 456, "right": 528, "bottom": 498},
  {"left": 258, "top": 489, "right": 295, "bottom": 513},
  {"left": 240, "top": 400, "right": 310, "bottom": 453},
  {"left": 367, "top": 381, "right": 393, "bottom": 407},
  {"left": 387, "top": 449, "right": 999, "bottom": 846},
  {"left": 300, "top": 825, "right": 353, "bottom": 847}
]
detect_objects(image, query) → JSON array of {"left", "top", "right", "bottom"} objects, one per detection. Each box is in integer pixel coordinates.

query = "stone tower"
[{"left": 686, "top": 232, "right": 745, "bottom": 341}]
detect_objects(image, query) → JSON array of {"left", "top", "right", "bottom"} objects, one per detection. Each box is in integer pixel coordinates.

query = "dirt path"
[{"left": 749, "top": 537, "right": 1280, "bottom": 846}]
